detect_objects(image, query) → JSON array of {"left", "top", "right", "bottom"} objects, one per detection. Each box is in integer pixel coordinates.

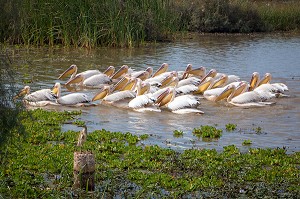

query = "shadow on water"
[{"left": 8, "top": 33, "right": 300, "bottom": 153}]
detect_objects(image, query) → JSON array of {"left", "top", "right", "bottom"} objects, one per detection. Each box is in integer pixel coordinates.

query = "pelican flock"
[{"left": 15, "top": 63, "right": 289, "bottom": 113}]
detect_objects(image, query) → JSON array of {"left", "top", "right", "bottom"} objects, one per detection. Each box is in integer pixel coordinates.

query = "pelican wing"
[
  {"left": 78, "top": 70, "right": 101, "bottom": 79},
  {"left": 176, "top": 84, "right": 198, "bottom": 95},
  {"left": 24, "top": 89, "right": 57, "bottom": 102},
  {"left": 57, "top": 93, "right": 90, "bottom": 105},
  {"left": 230, "top": 91, "right": 263, "bottom": 104},
  {"left": 104, "top": 90, "right": 136, "bottom": 102},
  {"left": 172, "top": 108, "right": 204, "bottom": 114},
  {"left": 84, "top": 74, "right": 112, "bottom": 87},
  {"left": 168, "top": 95, "right": 200, "bottom": 111},
  {"left": 128, "top": 94, "right": 154, "bottom": 109},
  {"left": 177, "top": 77, "right": 201, "bottom": 87},
  {"left": 203, "top": 87, "right": 225, "bottom": 101}
]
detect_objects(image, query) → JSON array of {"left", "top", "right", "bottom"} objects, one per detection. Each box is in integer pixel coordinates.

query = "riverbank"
[
  {"left": 1, "top": 0, "right": 300, "bottom": 47},
  {"left": 0, "top": 109, "right": 299, "bottom": 198}
]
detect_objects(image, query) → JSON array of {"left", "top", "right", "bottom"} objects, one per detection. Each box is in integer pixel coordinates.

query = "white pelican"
[
  {"left": 92, "top": 78, "right": 138, "bottom": 108},
  {"left": 151, "top": 63, "right": 169, "bottom": 77},
  {"left": 254, "top": 83, "right": 289, "bottom": 97},
  {"left": 176, "top": 77, "right": 214, "bottom": 95},
  {"left": 110, "top": 65, "right": 129, "bottom": 80},
  {"left": 179, "top": 64, "right": 206, "bottom": 80},
  {"left": 15, "top": 85, "right": 57, "bottom": 103},
  {"left": 155, "top": 87, "right": 204, "bottom": 114},
  {"left": 200, "top": 68, "right": 240, "bottom": 86},
  {"left": 128, "top": 80, "right": 161, "bottom": 112},
  {"left": 52, "top": 82, "right": 93, "bottom": 106},
  {"left": 215, "top": 84, "right": 276, "bottom": 107},
  {"left": 203, "top": 81, "right": 248, "bottom": 101},
  {"left": 58, "top": 64, "right": 102, "bottom": 80}
]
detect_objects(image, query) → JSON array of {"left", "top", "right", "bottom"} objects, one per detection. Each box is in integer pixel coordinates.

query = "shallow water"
[{"left": 7, "top": 33, "right": 300, "bottom": 153}]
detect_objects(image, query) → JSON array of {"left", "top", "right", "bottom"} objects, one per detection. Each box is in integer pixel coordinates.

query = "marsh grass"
[
  {"left": 0, "top": 109, "right": 299, "bottom": 198},
  {"left": 1, "top": 0, "right": 300, "bottom": 47}
]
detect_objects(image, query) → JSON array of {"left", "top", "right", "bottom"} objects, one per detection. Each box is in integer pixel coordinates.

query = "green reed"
[
  {"left": 17, "top": 0, "right": 178, "bottom": 47},
  {"left": 1, "top": 0, "right": 300, "bottom": 47},
  {"left": 255, "top": 1, "right": 300, "bottom": 31}
]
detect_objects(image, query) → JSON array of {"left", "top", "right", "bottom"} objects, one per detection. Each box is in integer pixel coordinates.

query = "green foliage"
[
  {"left": 173, "top": 130, "right": 183, "bottom": 137},
  {"left": 225, "top": 123, "right": 237, "bottom": 131},
  {"left": 192, "top": 125, "right": 223, "bottom": 138},
  {"left": 0, "top": 109, "right": 299, "bottom": 198},
  {"left": 1, "top": 0, "right": 300, "bottom": 47},
  {"left": 242, "top": 139, "right": 252, "bottom": 145},
  {"left": 254, "top": 126, "right": 262, "bottom": 134}
]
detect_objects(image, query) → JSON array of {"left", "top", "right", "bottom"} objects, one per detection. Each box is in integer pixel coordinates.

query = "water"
[{"left": 7, "top": 33, "right": 300, "bottom": 153}]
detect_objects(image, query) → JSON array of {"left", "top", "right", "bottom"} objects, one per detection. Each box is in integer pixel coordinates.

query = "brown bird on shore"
[{"left": 77, "top": 126, "right": 87, "bottom": 148}]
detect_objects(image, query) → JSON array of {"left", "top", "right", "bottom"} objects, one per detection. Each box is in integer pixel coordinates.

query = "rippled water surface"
[{"left": 8, "top": 33, "right": 300, "bottom": 153}]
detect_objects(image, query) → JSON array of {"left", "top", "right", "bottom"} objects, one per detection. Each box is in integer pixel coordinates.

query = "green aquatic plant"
[
  {"left": 1, "top": 0, "right": 300, "bottom": 47},
  {"left": 254, "top": 126, "right": 262, "bottom": 134},
  {"left": 72, "top": 120, "right": 86, "bottom": 126},
  {"left": 243, "top": 139, "right": 252, "bottom": 145},
  {"left": 173, "top": 130, "right": 183, "bottom": 137},
  {"left": 225, "top": 123, "right": 237, "bottom": 131},
  {"left": 0, "top": 109, "right": 299, "bottom": 198},
  {"left": 192, "top": 125, "right": 223, "bottom": 138}
]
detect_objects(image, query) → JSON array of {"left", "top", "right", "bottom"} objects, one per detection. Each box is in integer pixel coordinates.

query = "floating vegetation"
[
  {"left": 192, "top": 125, "right": 223, "bottom": 138},
  {"left": 225, "top": 123, "right": 237, "bottom": 131},
  {"left": 254, "top": 126, "right": 262, "bottom": 134},
  {"left": 0, "top": 109, "right": 299, "bottom": 198},
  {"left": 173, "top": 130, "right": 184, "bottom": 137},
  {"left": 243, "top": 139, "right": 252, "bottom": 145},
  {"left": 72, "top": 120, "right": 86, "bottom": 126}
]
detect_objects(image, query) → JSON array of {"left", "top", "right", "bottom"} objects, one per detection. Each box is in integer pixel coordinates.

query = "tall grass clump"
[
  {"left": 174, "top": 0, "right": 266, "bottom": 33},
  {"left": 254, "top": 0, "right": 300, "bottom": 31},
  {"left": 0, "top": 0, "right": 22, "bottom": 44},
  {"left": 19, "top": 0, "right": 179, "bottom": 48}
]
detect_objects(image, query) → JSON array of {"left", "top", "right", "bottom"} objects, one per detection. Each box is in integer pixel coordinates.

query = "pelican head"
[
  {"left": 155, "top": 88, "right": 174, "bottom": 107},
  {"left": 52, "top": 82, "right": 61, "bottom": 97},
  {"left": 215, "top": 84, "right": 236, "bottom": 102},
  {"left": 189, "top": 66, "right": 206, "bottom": 78},
  {"left": 182, "top": 64, "right": 193, "bottom": 79},
  {"left": 161, "top": 73, "right": 176, "bottom": 87},
  {"left": 145, "top": 67, "right": 153, "bottom": 77},
  {"left": 210, "top": 74, "right": 228, "bottom": 89},
  {"left": 201, "top": 69, "right": 217, "bottom": 83},
  {"left": 122, "top": 77, "right": 138, "bottom": 91},
  {"left": 136, "top": 79, "right": 150, "bottom": 96},
  {"left": 14, "top": 86, "right": 30, "bottom": 100},
  {"left": 168, "top": 77, "right": 179, "bottom": 87},
  {"left": 249, "top": 72, "right": 260, "bottom": 91},
  {"left": 103, "top": 66, "right": 115, "bottom": 77},
  {"left": 135, "top": 71, "right": 150, "bottom": 81},
  {"left": 232, "top": 81, "right": 248, "bottom": 98},
  {"left": 92, "top": 86, "right": 110, "bottom": 101},
  {"left": 111, "top": 75, "right": 130, "bottom": 92},
  {"left": 65, "top": 74, "right": 84, "bottom": 86},
  {"left": 58, "top": 64, "right": 77, "bottom": 79},
  {"left": 111, "top": 65, "right": 129, "bottom": 79},
  {"left": 140, "top": 82, "right": 150, "bottom": 95},
  {"left": 152, "top": 63, "right": 169, "bottom": 77},
  {"left": 257, "top": 73, "right": 272, "bottom": 87},
  {"left": 194, "top": 77, "right": 213, "bottom": 94}
]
